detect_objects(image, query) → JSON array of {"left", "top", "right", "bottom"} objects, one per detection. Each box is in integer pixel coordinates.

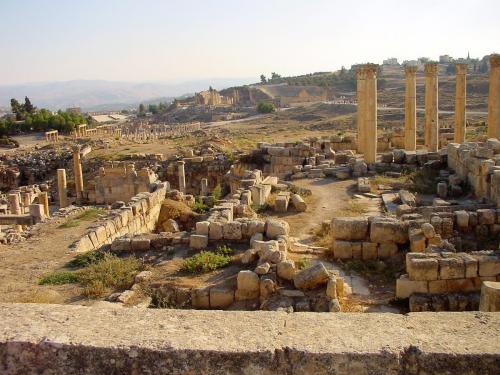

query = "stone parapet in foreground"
[{"left": 0, "top": 303, "right": 499, "bottom": 374}]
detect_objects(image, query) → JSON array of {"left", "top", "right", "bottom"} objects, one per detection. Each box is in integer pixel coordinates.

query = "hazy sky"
[{"left": 1, "top": 0, "right": 499, "bottom": 85}]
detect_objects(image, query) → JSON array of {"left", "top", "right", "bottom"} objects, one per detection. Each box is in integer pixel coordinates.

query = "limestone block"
[
  {"left": 399, "top": 190, "right": 416, "bottom": 207},
  {"left": 117, "top": 290, "right": 136, "bottom": 304},
  {"left": 352, "top": 242, "right": 362, "bottom": 259},
  {"left": 396, "top": 275, "right": 429, "bottom": 299},
  {"left": 421, "top": 223, "right": 436, "bottom": 239},
  {"left": 255, "top": 262, "right": 271, "bottom": 275},
  {"left": 479, "top": 281, "right": 500, "bottom": 312},
  {"left": 241, "top": 248, "right": 258, "bottom": 264},
  {"left": 478, "top": 255, "right": 500, "bottom": 277},
  {"left": 223, "top": 221, "right": 242, "bottom": 240},
  {"left": 274, "top": 194, "right": 290, "bottom": 213},
  {"left": 290, "top": 194, "right": 307, "bottom": 212},
  {"left": 265, "top": 219, "right": 290, "bottom": 239},
  {"left": 357, "top": 177, "right": 371, "bottom": 193},
  {"left": 458, "top": 253, "right": 479, "bottom": 278},
  {"left": 195, "top": 221, "right": 210, "bottom": 235},
  {"left": 247, "top": 220, "right": 266, "bottom": 236},
  {"left": 131, "top": 238, "right": 150, "bottom": 251},
  {"left": 362, "top": 242, "right": 377, "bottom": 260},
  {"left": 328, "top": 299, "right": 341, "bottom": 312},
  {"left": 209, "top": 287, "right": 234, "bottom": 309},
  {"left": 370, "top": 217, "right": 408, "bottom": 244},
  {"left": 333, "top": 240, "right": 352, "bottom": 259},
  {"left": 74, "top": 235, "right": 96, "bottom": 253},
  {"left": 331, "top": 217, "right": 368, "bottom": 241},
  {"left": 439, "top": 256, "right": 465, "bottom": 279},
  {"left": 260, "top": 278, "right": 276, "bottom": 302},
  {"left": 446, "top": 278, "right": 476, "bottom": 293},
  {"left": 236, "top": 271, "right": 260, "bottom": 301},
  {"left": 326, "top": 278, "right": 337, "bottom": 299},
  {"left": 478, "top": 209, "right": 496, "bottom": 225},
  {"left": 94, "top": 225, "right": 108, "bottom": 244},
  {"left": 455, "top": 210, "right": 469, "bottom": 228},
  {"left": 189, "top": 234, "right": 208, "bottom": 249},
  {"left": 111, "top": 238, "right": 131, "bottom": 252},
  {"left": 378, "top": 242, "right": 398, "bottom": 258},
  {"left": 428, "top": 280, "right": 448, "bottom": 294},
  {"left": 134, "top": 271, "right": 153, "bottom": 283},
  {"left": 293, "top": 262, "right": 330, "bottom": 290},
  {"left": 408, "top": 257, "right": 439, "bottom": 281},
  {"left": 437, "top": 182, "right": 448, "bottom": 199},
  {"left": 277, "top": 260, "right": 296, "bottom": 280},
  {"left": 207, "top": 221, "right": 222, "bottom": 240}
]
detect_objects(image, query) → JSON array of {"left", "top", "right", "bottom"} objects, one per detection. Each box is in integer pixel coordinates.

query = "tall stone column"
[
  {"left": 404, "top": 65, "right": 418, "bottom": 151},
  {"left": 39, "top": 192, "right": 50, "bottom": 217},
  {"left": 364, "top": 64, "right": 378, "bottom": 163},
  {"left": 200, "top": 178, "right": 208, "bottom": 196},
  {"left": 487, "top": 54, "right": 500, "bottom": 139},
  {"left": 73, "top": 145, "right": 84, "bottom": 202},
  {"left": 57, "top": 169, "right": 68, "bottom": 208},
  {"left": 424, "top": 63, "right": 439, "bottom": 152},
  {"left": 454, "top": 63, "right": 468, "bottom": 143},
  {"left": 177, "top": 161, "right": 186, "bottom": 194},
  {"left": 356, "top": 67, "right": 366, "bottom": 154}
]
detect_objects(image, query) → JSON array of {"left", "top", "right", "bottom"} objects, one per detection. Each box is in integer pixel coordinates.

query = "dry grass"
[
  {"left": 334, "top": 200, "right": 368, "bottom": 217},
  {"left": 313, "top": 223, "right": 333, "bottom": 248},
  {"left": 369, "top": 175, "right": 409, "bottom": 193},
  {"left": 15, "top": 289, "right": 65, "bottom": 304}
]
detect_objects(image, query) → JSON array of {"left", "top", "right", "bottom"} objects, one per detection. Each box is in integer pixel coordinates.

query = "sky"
[{"left": 0, "top": 0, "right": 499, "bottom": 85}]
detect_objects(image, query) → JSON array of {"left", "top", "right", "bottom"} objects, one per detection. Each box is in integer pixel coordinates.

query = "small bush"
[
  {"left": 215, "top": 245, "right": 233, "bottom": 256},
  {"left": 192, "top": 200, "right": 209, "bottom": 214},
  {"left": 66, "top": 250, "right": 105, "bottom": 268},
  {"left": 76, "top": 208, "right": 107, "bottom": 221},
  {"left": 57, "top": 220, "right": 79, "bottom": 229},
  {"left": 182, "top": 251, "right": 231, "bottom": 274},
  {"left": 38, "top": 271, "right": 79, "bottom": 285},
  {"left": 77, "top": 254, "right": 141, "bottom": 298},
  {"left": 212, "top": 184, "right": 222, "bottom": 201},
  {"left": 257, "top": 101, "right": 276, "bottom": 114},
  {"left": 295, "top": 258, "right": 310, "bottom": 270}
]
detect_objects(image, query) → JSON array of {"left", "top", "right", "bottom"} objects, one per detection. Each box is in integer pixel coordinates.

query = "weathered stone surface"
[
  {"left": 189, "top": 234, "right": 208, "bottom": 249},
  {"left": 408, "top": 257, "right": 439, "bottom": 281},
  {"left": 162, "top": 219, "right": 180, "bottom": 233},
  {"left": 331, "top": 217, "right": 368, "bottom": 241},
  {"left": 236, "top": 271, "right": 260, "bottom": 301},
  {"left": 191, "top": 287, "right": 210, "bottom": 309},
  {"left": 396, "top": 275, "right": 428, "bottom": 298},
  {"left": 480, "top": 281, "right": 500, "bottom": 312},
  {"left": 265, "top": 219, "right": 290, "bottom": 239},
  {"left": 370, "top": 217, "right": 408, "bottom": 244},
  {"left": 290, "top": 194, "right": 307, "bottom": 212},
  {"left": 255, "top": 262, "right": 271, "bottom": 275},
  {"left": 293, "top": 263, "right": 329, "bottom": 290},
  {"left": 0, "top": 303, "right": 499, "bottom": 374},
  {"left": 130, "top": 238, "right": 150, "bottom": 251},
  {"left": 223, "top": 221, "right": 242, "bottom": 240},
  {"left": 277, "top": 260, "right": 295, "bottom": 280},
  {"left": 209, "top": 287, "right": 234, "bottom": 309},
  {"left": 208, "top": 221, "right": 223, "bottom": 240},
  {"left": 196, "top": 221, "right": 210, "bottom": 235},
  {"left": 421, "top": 223, "right": 436, "bottom": 239}
]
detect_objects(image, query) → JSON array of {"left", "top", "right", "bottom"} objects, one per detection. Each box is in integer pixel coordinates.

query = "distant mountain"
[{"left": 0, "top": 78, "right": 255, "bottom": 112}]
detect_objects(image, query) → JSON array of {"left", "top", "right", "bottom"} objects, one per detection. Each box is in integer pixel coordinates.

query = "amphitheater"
[{"left": 1, "top": 56, "right": 500, "bottom": 374}]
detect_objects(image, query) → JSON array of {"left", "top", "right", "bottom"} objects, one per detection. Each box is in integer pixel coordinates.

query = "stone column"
[
  {"left": 39, "top": 192, "right": 49, "bottom": 217},
  {"left": 487, "top": 54, "right": 500, "bottom": 139},
  {"left": 424, "top": 62, "right": 439, "bottom": 152},
  {"left": 356, "top": 67, "right": 366, "bottom": 154},
  {"left": 29, "top": 204, "right": 46, "bottom": 223},
  {"left": 364, "top": 64, "right": 378, "bottom": 163},
  {"left": 177, "top": 161, "right": 186, "bottom": 194},
  {"left": 73, "top": 145, "right": 84, "bottom": 202},
  {"left": 454, "top": 63, "right": 468, "bottom": 143},
  {"left": 404, "top": 65, "right": 418, "bottom": 151},
  {"left": 200, "top": 178, "right": 208, "bottom": 196},
  {"left": 8, "top": 193, "right": 21, "bottom": 215},
  {"left": 57, "top": 168, "right": 68, "bottom": 208}
]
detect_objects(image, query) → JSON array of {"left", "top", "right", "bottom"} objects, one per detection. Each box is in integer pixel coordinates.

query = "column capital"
[
  {"left": 177, "top": 160, "right": 186, "bottom": 166},
  {"left": 455, "top": 63, "right": 468, "bottom": 75},
  {"left": 404, "top": 65, "right": 418, "bottom": 76},
  {"left": 424, "top": 62, "right": 438, "bottom": 76},
  {"left": 356, "top": 68, "right": 366, "bottom": 79},
  {"left": 490, "top": 54, "right": 500, "bottom": 68},
  {"left": 363, "top": 63, "right": 378, "bottom": 79}
]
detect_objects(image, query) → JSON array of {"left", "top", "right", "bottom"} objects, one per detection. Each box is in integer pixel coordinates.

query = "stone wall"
[
  {"left": 447, "top": 139, "right": 500, "bottom": 204},
  {"left": 330, "top": 217, "right": 408, "bottom": 260},
  {"left": 397, "top": 251, "right": 500, "bottom": 304},
  {"left": 71, "top": 182, "right": 169, "bottom": 253},
  {"left": 0, "top": 303, "right": 498, "bottom": 374}
]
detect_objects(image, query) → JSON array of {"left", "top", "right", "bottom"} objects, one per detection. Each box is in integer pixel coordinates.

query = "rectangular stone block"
[
  {"left": 377, "top": 242, "right": 398, "bottom": 259},
  {"left": 210, "top": 287, "right": 234, "bottom": 309},
  {"left": 330, "top": 217, "right": 368, "bottom": 241},
  {"left": 428, "top": 280, "right": 448, "bottom": 294},
  {"left": 352, "top": 242, "right": 362, "bottom": 259},
  {"left": 362, "top": 242, "right": 377, "bottom": 260},
  {"left": 396, "top": 275, "right": 428, "bottom": 299},
  {"left": 333, "top": 240, "right": 352, "bottom": 259},
  {"left": 439, "top": 257, "right": 465, "bottom": 279},
  {"left": 408, "top": 257, "right": 439, "bottom": 281},
  {"left": 478, "top": 255, "right": 500, "bottom": 277},
  {"left": 446, "top": 278, "right": 476, "bottom": 293}
]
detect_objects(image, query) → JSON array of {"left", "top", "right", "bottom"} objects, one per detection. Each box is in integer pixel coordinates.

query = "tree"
[
  {"left": 10, "top": 98, "right": 24, "bottom": 120},
  {"left": 260, "top": 74, "right": 267, "bottom": 84},
  {"left": 138, "top": 103, "right": 145, "bottom": 116},
  {"left": 257, "top": 101, "right": 276, "bottom": 114},
  {"left": 271, "top": 72, "right": 281, "bottom": 80},
  {"left": 479, "top": 59, "right": 489, "bottom": 74},
  {"left": 446, "top": 63, "right": 455, "bottom": 75},
  {"left": 24, "top": 96, "right": 35, "bottom": 113}
]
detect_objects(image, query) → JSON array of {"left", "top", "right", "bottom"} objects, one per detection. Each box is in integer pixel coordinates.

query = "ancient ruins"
[{"left": 0, "top": 53, "right": 499, "bottom": 373}]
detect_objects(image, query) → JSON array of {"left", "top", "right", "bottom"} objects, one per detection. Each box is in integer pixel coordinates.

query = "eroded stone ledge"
[{"left": 0, "top": 303, "right": 499, "bottom": 374}]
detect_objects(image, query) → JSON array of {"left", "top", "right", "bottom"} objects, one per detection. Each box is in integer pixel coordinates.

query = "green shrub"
[
  {"left": 38, "top": 271, "right": 79, "bottom": 285},
  {"left": 66, "top": 250, "right": 105, "bottom": 268},
  {"left": 192, "top": 200, "right": 209, "bottom": 214},
  {"left": 182, "top": 251, "right": 231, "bottom": 274},
  {"left": 295, "top": 258, "right": 310, "bottom": 270},
  {"left": 214, "top": 245, "right": 233, "bottom": 256},
  {"left": 77, "top": 254, "right": 141, "bottom": 298},
  {"left": 212, "top": 184, "right": 222, "bottom": 201},
  {"left": 257, "top": 102, "right": 276, "bottom": 113}
]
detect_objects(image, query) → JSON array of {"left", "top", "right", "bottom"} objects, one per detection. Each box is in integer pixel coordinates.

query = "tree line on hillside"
[
  {"left": 0, "top": 97, "right": 89, "bottom": 136},
  {"left": 137, "top": 102, "right": 171, "bottom": 117}
]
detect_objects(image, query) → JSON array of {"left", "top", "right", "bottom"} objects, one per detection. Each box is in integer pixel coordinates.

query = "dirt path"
[{"left": 0, "top": 214, "right": 99, "bottom": 304}]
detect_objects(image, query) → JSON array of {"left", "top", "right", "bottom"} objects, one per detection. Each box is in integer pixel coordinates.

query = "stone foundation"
[{"left": 0, "top": 303, "right": 498, "bottom": 374}]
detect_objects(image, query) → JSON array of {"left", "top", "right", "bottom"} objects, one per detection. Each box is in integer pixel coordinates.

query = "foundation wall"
[
  {"left": 0, "top": 303, "right": 498, "bottom": 375},
  {"left": 71, "top": 182, "right": 168, "bottom": 253}
]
